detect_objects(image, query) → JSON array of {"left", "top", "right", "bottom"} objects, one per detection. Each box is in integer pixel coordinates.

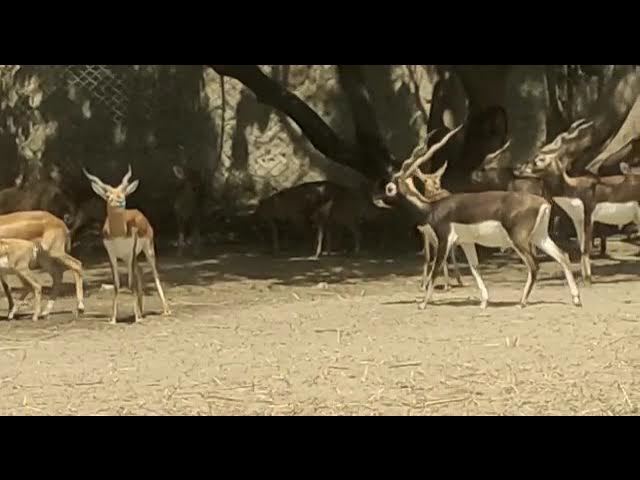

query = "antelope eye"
[{"left": 385, "top": 182, "right": 398, "bottom": 197}]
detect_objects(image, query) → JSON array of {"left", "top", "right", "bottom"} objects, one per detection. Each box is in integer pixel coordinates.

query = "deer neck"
[
  {"left": 398, "top": 191, "right": 434, "bottom": 224},
  {"left": 542, "top": 171, "right": 566, "bottom": 197},
  {"left": 106, "top": 205, "right": 129, "bottom": 239}
]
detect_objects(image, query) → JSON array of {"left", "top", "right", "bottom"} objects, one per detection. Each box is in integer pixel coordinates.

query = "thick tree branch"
[
  {"left": 336, "top": 65, "right": 394, "bottom": 177},
  {"left": 208, "top": 65, "right": 379, "bottom": 177}
]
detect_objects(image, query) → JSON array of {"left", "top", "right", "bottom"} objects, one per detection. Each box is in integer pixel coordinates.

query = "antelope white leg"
[
  {"left": 443, "top": 259, "right": 451, "bottom": 291},
  {"left": 554, "top": 197, "right": 587, "bottom": 282},
  {"left": 536, "top": 236, "right": 582, "bottom": 307},
  {"left": 313, "top": 225, "right": 324, "bottom": 260},
  {"left": 450, "top": 247, "right": 464, "bottom": 287},
  {"left": 529, "top": 204, "right": 581, "bottom": 306},
  {"left": 420, "top": 231, "right": 455, "bottom": 310},
  {"left": 459, "top": 243, "right": 489, "bottom": 309}
]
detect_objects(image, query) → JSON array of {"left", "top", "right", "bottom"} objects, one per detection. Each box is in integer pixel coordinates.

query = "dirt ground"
[{"left": 1, "top": 238, "right": 639, "bottom": 416}]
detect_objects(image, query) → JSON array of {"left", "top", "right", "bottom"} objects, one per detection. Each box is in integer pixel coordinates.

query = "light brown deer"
[
  {"left": 0, "top": 211, "right": 85, "bottom": 318},
  {"left": 0, "top": 239, "right": 43, "bottom": 321},
  {"left": 83, "top": 167, "right": 171, "bottom": 324}
]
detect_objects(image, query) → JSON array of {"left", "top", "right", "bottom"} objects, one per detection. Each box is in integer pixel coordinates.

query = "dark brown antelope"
[
  {"left": 522, "top": 121, "right": 640, "bottom": 284},
  {"left": 401, "top": 146, "right": 463, "bottom": 291},
  {"left": 374, "top": 125, "right": 582, "bottom": 310},
  {"left": 470, "top": 140, "right": 546, "bottom": 196},
  {"left": 255, "top": 181, "right": 368, "bottom": 259},
  {"left": 83, "top": 167, "right": 171, "bottom": 324}
]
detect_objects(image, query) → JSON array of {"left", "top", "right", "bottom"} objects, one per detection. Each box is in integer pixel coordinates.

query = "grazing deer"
[
  {"left": 0, "top": 211, "right": 85, "bottom": 318},
  {"left": 255, "top": 181, "right": 367, "bottom": 259},
  {"left": 172, "top": 157, "right": 205, "bottom": 257},
  {"left": 83, "top": 167, "right": 171, "bottom": 324},
  {"left": 0, "top": 239, "right": 43, "bottom": 321},
  {"left": 374, "top": 125, "right": 582, "bottom": 310}
]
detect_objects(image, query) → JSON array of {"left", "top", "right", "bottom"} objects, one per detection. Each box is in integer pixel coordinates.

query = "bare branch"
[{"left": 208, "top": 65, "right": 369, "bottom": 175}]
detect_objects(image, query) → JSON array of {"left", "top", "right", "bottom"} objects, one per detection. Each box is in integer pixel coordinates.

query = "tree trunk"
[
  {"left": 336, "top": 65, "right": 394, "bottom": 178},
  {"left": 451, "top": 66, "right": 548, "bottom": 178},
  {"left": 581, "top": 68, "right": 640, "bottom": 172}
]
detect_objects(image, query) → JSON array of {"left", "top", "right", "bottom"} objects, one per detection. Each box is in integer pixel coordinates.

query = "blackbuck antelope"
[
  {"left": 374, "top": 126, "right": 582, "bottom": 310},
  {"left": 0, "top": 239, "right": 43, "bottom": 321},
  {"left": 524, "top": 123, "right": 640, "bottom": 284},
  {"left": 402, "top": 142, "right": 463, "bottom": 291},
  {"left": 83, "top": 167, "right": 171, "bottom": 324},
  {"left": 256, "top": 181, "right": 368, "bottom": 259},
  {"left": 470, "top": 141, "right": 546, "bottom": 196},
  {"left": 0, "top": 211, "right": 85, "bottom": 319}
]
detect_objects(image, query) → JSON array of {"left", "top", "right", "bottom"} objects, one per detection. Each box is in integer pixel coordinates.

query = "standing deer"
[
  {"left": 83, "top": 167, "right": 171, "bottom": 324},
  {"left": 0, "top": 211, "right": 85, "bottom": 319},
  {"left": 374, "top": 125, "right": 582, "bottom": 310},
  {"left": 0, "top": 239, "right": 43, "bottom": 322}
]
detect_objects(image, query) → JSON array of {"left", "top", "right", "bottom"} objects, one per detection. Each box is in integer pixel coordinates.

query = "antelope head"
[
  {"left": 83, "top": 166, "right": 140, "bottom": 210},
  {"left": 470, "top": 139, "right": 513, "bottom": 183},
  {"left": 524, "top": 120, "right": 596, "bottom": 178},
  {"left": 373, "top": 125, "right": 464, "bottom": 209}
]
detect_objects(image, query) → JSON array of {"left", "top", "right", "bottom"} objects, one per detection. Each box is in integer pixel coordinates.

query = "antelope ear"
[
  {"left": 620, "top": 162, "right": 630, "bottom": 175},
  {"left": 125, "top": 180, "right": 140, "bottom": 196},
  {"left": 173, "top": 165, "right": 186, "bottom": 180},
  {"left": 90, "top": 182, "right": 109, "bottom": 200},
  {"left": 434, "top": 161, "right": 449, "bottom": 179}
]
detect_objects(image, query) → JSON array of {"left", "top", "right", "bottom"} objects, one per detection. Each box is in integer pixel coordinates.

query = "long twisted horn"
[
  {"left": 403, "top": 125, "right": 464, "bottom": 179},
  {"left": 397, "top": 129, "right": 441, "bottom": 176},
  {"left": 120, "top": 165, "right": 133, "bottom": 189},
  {"left": 83, "top": 168, "right": 109, "bottom": 190}
]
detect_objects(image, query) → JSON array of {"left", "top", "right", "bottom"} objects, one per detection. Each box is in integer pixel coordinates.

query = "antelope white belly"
[
  {"left": 105, "top": 237, "right": 145, "bottom": 262},
  {"left": 553, "top": 197, "right": 585, "bottom": 221},
  {"left": 451, "top": 221, "right": 512, "bottom": 248},
  {"left": 592, "top": 202, "right": 639, "bottom": 228},
  {"left": 0, "top": 255, "right": 10, "bottom": 273}
]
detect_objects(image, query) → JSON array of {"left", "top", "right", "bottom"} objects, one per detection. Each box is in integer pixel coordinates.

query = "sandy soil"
[{"left": 0, "top": 240, "right": 639, "bottom": 416}]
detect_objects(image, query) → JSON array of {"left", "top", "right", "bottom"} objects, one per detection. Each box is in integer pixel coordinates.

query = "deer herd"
[{"left": 1, "top": 117, "right": 640, "bottom": 324}]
